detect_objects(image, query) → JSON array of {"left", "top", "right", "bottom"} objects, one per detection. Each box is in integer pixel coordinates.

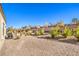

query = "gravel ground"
[
  {"left": 0, "top": 36, "right": 79, "bottom": 56},
  {"left": 0, "top": 39, "right": 5, "bottom": 51}
]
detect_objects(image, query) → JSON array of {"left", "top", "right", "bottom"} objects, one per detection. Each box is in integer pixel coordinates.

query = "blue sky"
[{"left": 2, "top": 3, "right": 79, "bottom": 28}]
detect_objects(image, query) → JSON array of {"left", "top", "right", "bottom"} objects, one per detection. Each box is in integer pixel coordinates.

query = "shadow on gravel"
[
  {"left": 37, "top": 36, "right": 78, "bottom": 45},
  {"left": 58, "top": 39, "right": 78, "bottom": 44}
]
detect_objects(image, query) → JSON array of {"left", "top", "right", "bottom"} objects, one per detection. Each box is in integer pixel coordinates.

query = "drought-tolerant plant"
[
  {"left": 13, "top": 32, "right": 20, "bottom": 40},
  {"left": 63, "top": 27, "right": 72, "bottom": 38},
  {"left": 35, "top": 28, "right": 45, "bottom": 36},
  {"left": 75, "top": 26, "right": 79, "bottom": 41},
  {"left": 39, "top": 28, "right": 45, "bottom": 35},
  {"left": 50, "top": 26, "right": 60, "bottom": 38},
  {"left": 35, "top": 31, "right": 41, "bottom": 36},
  {"left": 27, "top": 30, "right": 33, "bottom": 35}
]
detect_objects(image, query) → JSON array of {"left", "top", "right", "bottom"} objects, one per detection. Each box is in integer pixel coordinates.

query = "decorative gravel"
[{"left": 0, "top": 36, "right": 79, "bottom": 56}]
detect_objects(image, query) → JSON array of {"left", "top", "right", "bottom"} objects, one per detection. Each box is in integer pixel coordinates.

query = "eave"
[{"left": 0, "top": 4, "right": 6, "bottom": 22}]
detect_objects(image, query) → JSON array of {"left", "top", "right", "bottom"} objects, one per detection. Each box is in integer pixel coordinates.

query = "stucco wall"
[{"left": 0, "top": 12, "right": 6, "bottom": 39}]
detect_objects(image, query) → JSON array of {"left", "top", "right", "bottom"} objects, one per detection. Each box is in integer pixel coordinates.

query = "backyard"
[{"left": 1, "top": 3, "right": 79, "bottom": 56}]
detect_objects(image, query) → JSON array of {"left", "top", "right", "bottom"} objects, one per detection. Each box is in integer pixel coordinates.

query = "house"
[{"left": 0, "top": 4, "right": 6, "bottom": 39}]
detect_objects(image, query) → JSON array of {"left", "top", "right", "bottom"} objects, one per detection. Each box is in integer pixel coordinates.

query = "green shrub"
[
  {"left": 75, "top": 26, "right": 79, "bottom": 41},
  {"left": 35, "top": 28, "right": 45, "bottom": 36},
  {"left": 39, "top": 28, "right": 45, "bottom": 35},
  {"left": 63, "top": 27, "right": 72, "bottom": 38},
  {"left": 50, "top": 26, "right": 60, "bottom": 38},
  {"left": 35, "top": 31, "right": 41, "bottom": 36}
]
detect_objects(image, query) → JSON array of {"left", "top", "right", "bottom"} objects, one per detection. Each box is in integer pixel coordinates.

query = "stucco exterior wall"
[{"left": 0, "top": 12, "right": 6, "bottom": 39}]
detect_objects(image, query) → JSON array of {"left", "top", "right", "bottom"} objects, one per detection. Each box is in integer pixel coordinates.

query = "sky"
[{"left": 2, "top": 3, "right": 79, "bottom": 28}]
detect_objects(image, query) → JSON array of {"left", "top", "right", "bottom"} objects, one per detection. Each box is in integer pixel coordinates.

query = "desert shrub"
[
  {"left": 75, "top": 26, "right": 79, "bottom": 41},
  {"left": 35, "top": 28, "right": 45, "bottom": 36},
  {"left": 7, "top": 32, "right": 13, "bottom": 39},
  {"left": 14, "top": 32, "right": 20, "bottom": 40},
  {"left": 35, "top": 31, "right": 41, "bottom": 36},
  {"left": 63, "top": 27, "right": 72, "bottom": 38},
  {"left": 23, "top": 29, "right": 33, "bottom": 36},
  {"left": 39, "top": 28, "right": 45, "bottom": 35},
  {"left": 50, "top": 26, "right": 60, "bottom": 38},
  {"left": 27, "top": 30, "right": 33, "bottom": 35}
]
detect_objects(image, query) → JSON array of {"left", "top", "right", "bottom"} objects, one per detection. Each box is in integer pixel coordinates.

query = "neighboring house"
[
  {"left": 0, "top": 4, "right": 6, "bottom": 39},
  {"left": 65, "top": 24, "right": 78, "bottom": 31}
]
